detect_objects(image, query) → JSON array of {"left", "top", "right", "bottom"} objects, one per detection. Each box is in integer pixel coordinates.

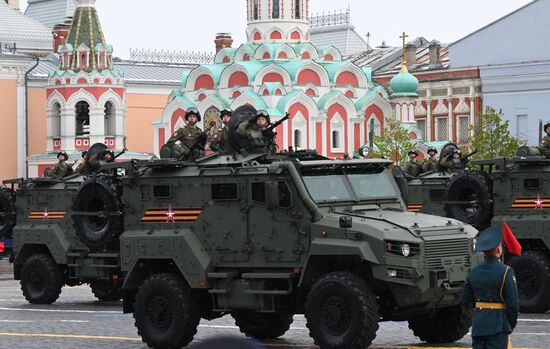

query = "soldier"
[
  {"left": 404, "top": 150, "right": 423, "bottom": 177},
  {"left": 75, "top": 151, "right": 88, "bottom": 175},
  {"left": 539, "top": 121, "right": 550, "bottom": 158},
  {"left": 210, "top": 108, "right": 233, "bottom": 154},
  {"left": 237, "top": 110, "right": 276, "bottom": 154},
  {"left": 167, "top": 108, "right": 207, "bottom": 160},
  {"left": 49, "top": 151, "right": 73, "bottom": 179},
  {"left": 440, "top": 149, "right": 464, "bottom": 172},
  {"left": 423, "top": 147, "right": 439, "bottom": 172},
  {"left": 462, "top": 227, "right": 519, "bottom": 349},
  {"left": 358, "top": 145, "right": 370, "bottom": 159}
]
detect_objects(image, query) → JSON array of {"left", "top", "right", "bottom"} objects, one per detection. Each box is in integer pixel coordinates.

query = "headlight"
[
  {"left": 401, "top": 244, "right": 411, "bottom": 257},
  {"left": 472, "top": 238, "right": 477, "bottom": 252}
]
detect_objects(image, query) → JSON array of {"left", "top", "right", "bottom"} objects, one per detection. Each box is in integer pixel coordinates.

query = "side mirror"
[
  {"left": 339, "top": 216, "right": 353, "bottom": 229},
  {"left": 265, "top": 181, "right": 279, "bottom": 210}
]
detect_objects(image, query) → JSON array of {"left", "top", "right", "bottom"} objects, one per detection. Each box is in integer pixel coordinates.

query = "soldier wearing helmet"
[
  {"left": 539, "top": 121, "right": 550, "bottom": 158},
  {"left": 423, "top": 147, "right": 439, "bottom": 172},
  {"left": 49, "top": 151, "right": 73, "bottom": 179},
  {"left": 237, "top": 110, "right": 276, "bottom": 154},
  {"left": 167, "top": 108, "right": 207, "bottom": 160},
  {"left": 404, "top": 150, "right": 423, "bottom": 177},
  {"left": 440, "top": 148, "right": 464, "bottom": 172},
  {"left": 210, "top": 108, "right": 233, "bottom": 154}
]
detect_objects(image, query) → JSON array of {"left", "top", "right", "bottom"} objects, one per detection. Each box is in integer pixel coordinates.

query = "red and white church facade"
[{"left": 154, "top": 0, "right": 415, "bottom": 158}]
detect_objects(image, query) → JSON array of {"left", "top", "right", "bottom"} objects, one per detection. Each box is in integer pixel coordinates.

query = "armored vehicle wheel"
[
  {"left": 305, "top": 272, "right": 379, "bottom": 349},
  {"left": 20, "top": 254, "right": 63, "bottom": 304},
  {"left": 133, "top": 273, "right": 200, "bottom": 349},
  {"left": 508, "top": 251, "right": 550, "bottom": 313},
  {"left": 72, "top": 177, "right": 123, "bottom": 248},
  {"left": 445, "top": 171, "right": 493, "bottom": 230},
  {"left": 232, "top": 311, "right": 293, "bottom": 339},
  {"left": 90, "top": 280, "right": 122, "bottom": 302},
  {"left": 407, "top": 305, "right": 471, "bottom": 343},
  {"left": 0, "top": 188, "right": 16, "bottom": 239}
]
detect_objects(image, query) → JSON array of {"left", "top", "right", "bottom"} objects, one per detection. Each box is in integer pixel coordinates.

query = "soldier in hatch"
[
  {"left": 167, "top": 108, "right": 208, "bottom": 160},
  {"left": 49, "top": 151, "right": 73, "bottom": 179},
  {"left": 404, "top": 150, "right": 423, "bottom": 177},
  {"left": 539, "top": 121, "right": 550, "bottom": 158},
  {"left": 423, "top": 147, "right": 439, "bottom": 172},
  {"left": 440, "top": 149, "right": 464, "bottom": 172},
  {"left": 75, "top": 151, "right": 88, "bottom": 175},
  {"left": 210, "top": 108, "right": 233, "bottom": 154},
  {"left": 237, "top": 110, "right": 276, "bottom": 154},
  {"left": 462, "top": 227, "right": 519, "bottom": 349}
]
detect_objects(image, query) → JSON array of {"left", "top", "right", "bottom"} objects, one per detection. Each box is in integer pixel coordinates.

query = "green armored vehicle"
[
  {"left": 407, "top": 145, "right": 550, "bottom": 314},
  {"left": 10, "top": 118, "right": 479, "bottom": 349}
]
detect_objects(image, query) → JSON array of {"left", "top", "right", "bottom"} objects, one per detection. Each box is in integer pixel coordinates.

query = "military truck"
[
  {"left": 9, "top": 114, "right": 480, "bottom": 349},
  {"left": 407, "top": 145, "right": 550, "bottom": 314},
  {"left": 6, "top": 145, "right": 124, "bottom": 304},
  {"left": 0, "top": 187, "right": 16, "bottom": 261}
]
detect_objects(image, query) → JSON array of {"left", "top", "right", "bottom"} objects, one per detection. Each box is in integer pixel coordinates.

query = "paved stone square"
[{"left": 0, "top": 260, "right": 548, "bottom": 349}]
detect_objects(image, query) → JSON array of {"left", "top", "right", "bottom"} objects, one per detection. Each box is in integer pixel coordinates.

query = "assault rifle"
[
  {"left": 263, "top": 112, "right": 290, "bottom": 139},
  {"left": 113, "top": 148, "right": 127, "bottom": 161},
  {"left": 188, "top": 122, "right": 217, "bottom": 152}
]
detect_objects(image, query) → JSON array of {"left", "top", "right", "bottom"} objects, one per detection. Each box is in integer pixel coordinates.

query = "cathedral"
[{"left": 155, "top": 0, "right": 420, "bottom": 158}]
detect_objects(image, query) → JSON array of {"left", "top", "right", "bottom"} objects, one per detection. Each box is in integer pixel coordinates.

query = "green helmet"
[
  {"left": 254, "top": 110, "right": 271, "bottom": 124},
  {"left": 185, "top": 108, "right": 201, "bottom": 122},
  {"left": 57, "top": 151, "right": 68, "bottom": 161}
]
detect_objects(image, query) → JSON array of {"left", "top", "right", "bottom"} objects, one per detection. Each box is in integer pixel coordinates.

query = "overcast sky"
[{"left": 21, "top": 0, "right": 533, "bottom": 59}]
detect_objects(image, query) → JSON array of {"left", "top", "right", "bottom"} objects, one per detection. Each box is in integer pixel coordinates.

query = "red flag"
[
  {"left": 503, "top": 222, "right": 522, "bottom": 256},
  {"left": 0, "top": 242, "right": 4, "bottom": 254}
]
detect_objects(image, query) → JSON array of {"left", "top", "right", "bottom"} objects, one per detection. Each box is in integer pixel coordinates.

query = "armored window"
[
  {"left": 251, "top": 182, "right": 291, "bottom": 207},
  {"left": 153, "top": 185, "right": 171, "bottom": 198},
  {"left": 253, "top": 0, "right": 259, "bottom": 20},
  {"left": 295, "top": 0, "right": 301, "bottom": 19},
  {"left": 212, "top": 183, "right": 239, "bottom": 201},
  {"left": 272, "top": 0, "right": 280, "bottom": 18},
  {"left": 524, "top": 178, "right": 541, "bottom": 190}
]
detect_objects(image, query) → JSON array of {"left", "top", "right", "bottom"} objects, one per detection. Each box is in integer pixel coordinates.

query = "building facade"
[
  {"left": 450, "top": 0, "right": 550, "bottom": 145},
  {"left": 155, "top": 0, "right": 400, "bottom": 159}
]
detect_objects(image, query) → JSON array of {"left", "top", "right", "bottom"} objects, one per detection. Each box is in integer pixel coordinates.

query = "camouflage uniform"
[
  {"left": 539, "top": 134, "right": 550, "bottom": 158},
  {"left": 210, "top": 127, "right": 231, "bottom": 154},
  {"left": 237, "top": 121, "right": 276, "bottom": 154},
  {"left": 168, "top": 124, "right": 206, "bottom": 160},
  {"left": 404, "top": 159, "right": 423, "bottom": 177},
  {"left": 440, "top": 157, "right": 464, "bottom": 172},
  {"left": 49, "top": 161, "right": 72, "bottom": 180},
  {"left": 423, "top": 157, "right": 439, "bottom": 172}
]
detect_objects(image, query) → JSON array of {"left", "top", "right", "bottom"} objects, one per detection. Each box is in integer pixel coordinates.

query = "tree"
[
  {"left": 469, "top": 107, "right": 523, "bottom": 161},
  {"left": 373, "top": 119, "right": 416, "bottom": 166}
]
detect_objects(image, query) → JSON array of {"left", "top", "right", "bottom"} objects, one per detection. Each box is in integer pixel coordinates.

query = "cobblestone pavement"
[{"left": 0, "top": 260, "right": 548, "bottom": 349}]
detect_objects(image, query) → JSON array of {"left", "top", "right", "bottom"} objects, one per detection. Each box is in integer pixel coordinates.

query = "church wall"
[
  {"left": 28, "top": 87, "right": 48, "bottom": 156},
  {"left": 125, "top": 93, "right": 167, "bottom": 153},
  {"left": 0, "top": 79, "right": 18, "bottom": 181}
]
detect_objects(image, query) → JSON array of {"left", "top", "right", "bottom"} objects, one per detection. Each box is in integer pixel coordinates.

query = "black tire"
[
  {"left": 305, "top": 272, "right": 379, "bottom": 349},
  {"left": 445, "top": 170, "right": 493, "bottom": 230},
  {"left": 0, "top": 188, "right": 16, "bottom": 239},
  {"left": 232, "top": 311, "right": 293, "bottom": 339},
  {"left": 133, "top": 273, "right": 200, "bottom": 349},
  {"left": 408, "top": 305, "right": 472, "bottom": 343},
  {"left": 20, "top": 253, "right": 63, "bottom": 304},
  {"left": 90, "top": 280, "right": 122, "bottom": 302},
  {"left": 72, "top": 177, "right": 123, "bottom": 248},
  {"left": 508, "top": 251, "right": 550, "bottom": 313}
]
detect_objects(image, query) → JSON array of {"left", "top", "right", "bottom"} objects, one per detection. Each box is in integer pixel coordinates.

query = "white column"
[
  {"left": 61, "top": 107, "right": 76, "bottom": 151},
  {"left": 282, "top": 119, "right": 289, "bottom": 150},
  {"left": 16, "top": 81, "right": 26, "bottom": 178},
  {"left": 322, "top": 120, "right": 327, "bottom": 156}
]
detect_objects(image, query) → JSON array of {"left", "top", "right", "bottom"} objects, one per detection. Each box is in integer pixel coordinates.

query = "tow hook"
[{"left": 442, "top": 282, "right": 451, "bottom": 290}]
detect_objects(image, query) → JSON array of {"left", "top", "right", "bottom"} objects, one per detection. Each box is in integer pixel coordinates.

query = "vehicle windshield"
[{"left": 303, "top": 170, "right": 399, "bottom": 203}]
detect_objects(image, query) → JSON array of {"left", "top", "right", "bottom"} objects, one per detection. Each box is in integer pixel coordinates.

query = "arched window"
[
  {"left": 332, "top": 130, "right": 340, "bottom": 149},
  {"left": 294, "top": 129, "right": 302, "bottom": 149},
  {"left": 253, "top": 0, "right": 259, "bottom": 20},
  {"left": 104, "top": 101, "right": 115, "bottom": 136},
  {"left": 331, "top": 114, "right": 345, "bottom": 153},
  {"left": 75, "top": 101, "right": 90, "bottom": 136},
  {"left": 52, "top": 102, "right": 61, "bottom": 137},
  {"left": 295, "top": 0, "right": 301, "bottom": 19},
  {"left": 272, "top": 0, "right": 280, "bottom": 18}
]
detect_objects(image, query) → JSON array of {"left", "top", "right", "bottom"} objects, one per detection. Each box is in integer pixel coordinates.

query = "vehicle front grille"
[{"left": 424, "top": 238, "right": 470, "bottom": 270}]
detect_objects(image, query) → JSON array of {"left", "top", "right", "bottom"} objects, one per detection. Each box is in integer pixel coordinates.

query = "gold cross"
[
  {"left": 399, "top": 32, "right": 409, "bottom": 69},
  {"left": 399, "top": 32, "right": 408, "bottom": 49}
]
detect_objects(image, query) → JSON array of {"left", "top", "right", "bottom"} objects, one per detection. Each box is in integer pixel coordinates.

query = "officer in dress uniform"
[
  {"left": 167, "top": 108, "right": 207, "bottom": 160},
  {"left": 462, "top": 227, "right": 519, "bottom": 349},
  {"left": 423, "top": 147, "right": 439, "bottom": 172},
  {"left": 49, "top": 151, "right": 73, "bottom": 179},
  {"left": 404, "top": 150, "right": 423, "bottom": 177},
  {"left": 538, "top": 121, "right": 550, "bottom": 158},
  {"left": 210, "top": 108, "right": 233, "bottom": 154}
]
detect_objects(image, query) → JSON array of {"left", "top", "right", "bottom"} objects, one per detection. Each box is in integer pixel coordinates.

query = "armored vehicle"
[
  {"left": 10, "top": 118, "right": 479, "bottom": 348},
  {"left": 0, "top": 187, "right": 15, "bottom": 260},
  {"left": 7, "top": 145, "right": 124, "bottom": 304},
  {"left": 407, "top": 145, "right": 550, "bottom": 313}
]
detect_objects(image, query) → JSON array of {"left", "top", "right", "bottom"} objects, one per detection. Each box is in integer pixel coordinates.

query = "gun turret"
[{"left": 263, "top": 113, "right": 290, "bottom": 139}]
